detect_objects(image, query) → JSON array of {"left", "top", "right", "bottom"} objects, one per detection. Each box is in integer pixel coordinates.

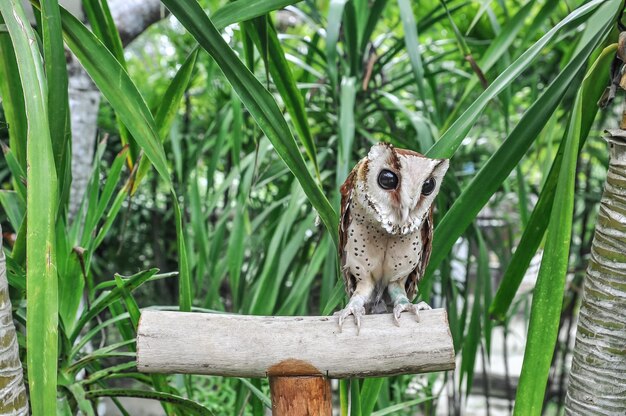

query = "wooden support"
[
  {"left": 137, "top": 309, "right": 455, "bottom": 414},
  {"left": 269, "top": 376, "right": 331, "bottom": 416},
  {"left": 137, "top": 309, "right": 455, "bottom": 377}
]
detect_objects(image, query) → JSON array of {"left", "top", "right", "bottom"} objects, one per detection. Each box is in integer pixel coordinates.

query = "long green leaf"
[
  {"left": 0, "top": 143, "right": 27, "bottom": 202},
  {"left": 361, "top": 378, "right": 385, "bottom": 416},
  {"left": 82, "top": 0, "right": 125, "bottom": 61},
  {"left": 85, "top": 389, "right": 214, "bottom": 416},
  {"left": 371, "top": 397, "right": 433, "bottom": 416},
  {"left": 247, "top": 18, "right": 320, "bottom": 179},
  {"left": 57, "top": 229, "right": 86, "bottom": 333},
  {"left": 67, "top": 383, "right": 96, "bottom": 416},
  {"left": 0, "top": 1, "right": 59, "bottom": 414},
  {"left": 71, "top": 269, "right": 158, "bottom": 342},
  {"left": 342, "top": 1, "right": 359, "bottom": 78},
  {"left": 211, "top": 0, "right": 301, "bottom": 30},
  {"left": 360, "top": 0, "right": 387, "bottom": 50},
  {"left": 247, "top": 181, "right": 305, "bottom": 314},
  {"left": 277, "top": 235, "right": 329, "bottom": 315},
  {"left": 442, "top": 0, "right": 535, "bottom": 129},
  {"left": 92, "top": 184, "right": 129, "bottom": 250},
  {"left": 134, "top": 47, "right": 199, "bottom": 192},
  {"left": 460, "top": 230, "right": 488, "bottom": 397},
  {"left": 230, "top": 90, "right": 243, "bottom": 169},
  {"left": 397, "top": 0, "right": 432, "bottom": 123},
  {"left": 515, "top": 32, "right": 619, "bottom": 416},
  {"left": 59, "top": 7, "right": 171, "bottom": 188},
  {"left": 337, "top": 76, "right": 356, "bottom": 188},
  {"left": 81, "top": 145, "right": 130, "bottom": 247},
  {"left": 153, "top": 48, "right": 199, "bottom": 138},
  {"left": 489, "top": 30, "right": 618, "bottom": 321},
  {"left": 421, "top": 5, "right": 615, "bottom": 291},
  {"left": 426, "top": 0, "right": 606, "bottom": 159},
  {"left": 513, "top": 63, "right": 583, "bottom": 416},
  {"left": 112, "top": 273, "right": 180, "bottom": 415},
  {"left": 82, "top": 0, "right": 139, "bottom": 162},
  {"left": 161, "top": 0, "right": 338, "bottom": 246},
  {"left": 0, "top": 191, "right": 24, "bottom": 231},
  {"left": 371, "top": 1, "right": 469, "bottom": 73},
  {"left": 59, "top": 7, "right": 195, "bottom": 317},
  {"left": 226, "top": 205, "right": 247, "bottom": 310},
  {"left": 350, "top": 378, "right": 362, "bottom": 416},
  {"left": 325, "top": 0, "right": 348, "bottom": 89},
  {"left": 229, "top": 143, "right": 269, "bottom": 311},
  {"left": 173, "top": 190, "right": 192, "bottom": 312},
  {"left": 238, "top": 378, "right": 272, "bottom": 408},
  {"left": 69, "top": 313, "right": 130, "bottom": 360},
  {"left": 41, "top": 0, "right": 70, "bottom": 196},
  {"left": 189, "top": 174, "right": 210, "bottom": 289},
  {"left": 0, "top": 18, "right": 27, "bottom": 170},
  {"left": 321, "top": 279, "right": 345, "bottom": 316}
]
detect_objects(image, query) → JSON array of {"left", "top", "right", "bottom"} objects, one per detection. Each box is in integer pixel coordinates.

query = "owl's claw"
[
  {"left": 416, "top": 301, "right": 432, "bottom": 312},
  {"left": 393, "top": 301, "right": 431, "bottom": 325},
  {"left": 337, "top": 296, "right": 366, "bottom": 335}
]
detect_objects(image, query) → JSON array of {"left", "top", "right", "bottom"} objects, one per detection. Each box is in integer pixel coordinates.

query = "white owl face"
[{"left": 353, "top": 143, "right": 449, "bottom": 234}]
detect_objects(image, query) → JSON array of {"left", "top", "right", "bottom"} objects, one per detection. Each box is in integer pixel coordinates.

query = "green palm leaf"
[{"left": 161, "top": 0, "right": 338, "bottom": 245}]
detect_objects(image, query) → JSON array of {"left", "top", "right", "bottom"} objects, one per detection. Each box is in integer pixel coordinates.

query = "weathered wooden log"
[{"left": 137, "top": 309, "right": 455, "bottom": 378}]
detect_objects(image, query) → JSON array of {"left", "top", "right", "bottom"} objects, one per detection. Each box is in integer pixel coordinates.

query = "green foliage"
[
  {"left": 0, "top": 1, "right": 59, "bottom": 413},
  {"left": 0, "top": 0, "right": 622, "bottom": 414}
]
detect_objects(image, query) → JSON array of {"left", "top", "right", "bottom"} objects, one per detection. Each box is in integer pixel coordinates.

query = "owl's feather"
[
  {"left": 339, "top": 162, "right": 359, "bottom": 298},
  {"left": 405, "top": 207, "right": 433, "bottom": 301}
]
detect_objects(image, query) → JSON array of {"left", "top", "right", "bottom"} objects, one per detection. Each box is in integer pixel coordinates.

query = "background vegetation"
[{"left": 0, "top": 0, "right": 623, "bottom": 414}]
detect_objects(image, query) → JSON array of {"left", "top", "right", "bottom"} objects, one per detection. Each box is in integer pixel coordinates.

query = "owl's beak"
[{"left": 401, "top": 205, "right": 410, "bottom": 224}]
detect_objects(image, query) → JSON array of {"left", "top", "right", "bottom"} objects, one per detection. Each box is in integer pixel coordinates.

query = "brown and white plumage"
[{"left": 337, "top": 142, "right": 449, "bottom": 331}]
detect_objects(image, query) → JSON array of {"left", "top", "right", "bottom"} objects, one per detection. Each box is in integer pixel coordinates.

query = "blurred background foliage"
[{"left": 0, "top": 0, "right": 623, "bottom": 414}]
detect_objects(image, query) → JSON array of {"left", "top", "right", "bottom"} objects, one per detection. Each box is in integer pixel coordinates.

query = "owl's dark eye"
[
  {"left": 377, "top": 169, "right": 399, "bottom": 190},
  {"left": 421, "top": 177, "right": 436, "bottom": 195}
]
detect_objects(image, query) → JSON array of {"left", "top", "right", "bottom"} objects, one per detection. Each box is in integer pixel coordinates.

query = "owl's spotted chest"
[{"left": 344, "top": 203, "right": 423, "bottom": 285}]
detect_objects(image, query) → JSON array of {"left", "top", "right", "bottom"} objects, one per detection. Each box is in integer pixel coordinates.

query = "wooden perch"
[{"left": 137, "top": 309, "right": 455, "bottom": 378}]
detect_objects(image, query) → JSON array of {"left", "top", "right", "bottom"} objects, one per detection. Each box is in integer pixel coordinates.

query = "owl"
[{"left": 337, "top": 142, "right": 449, "bottom": 332}]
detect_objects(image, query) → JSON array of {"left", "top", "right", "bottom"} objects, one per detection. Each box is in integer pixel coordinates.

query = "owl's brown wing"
[
  {"left": 405, "top": 206, "right": 433, "bottom": 301},
  {"left": 339, "top": 165, "right": 359, "bottom": 296}
]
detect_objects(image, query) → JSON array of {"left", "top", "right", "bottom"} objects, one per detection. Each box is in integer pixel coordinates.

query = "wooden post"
[
  {"left": 137, "top": 309, "right": 455, "bottom": 414},
  {"left": 269, "top": 376, "right": 331, "bottom": 416}
]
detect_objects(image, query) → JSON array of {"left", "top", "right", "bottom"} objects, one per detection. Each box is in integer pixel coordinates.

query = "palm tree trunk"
[
  {"left": 0, "top": 225, "right": 29, "bottom": 415},
  {"left": 565, "top": 132, "right": 626, "bottom": 414}
]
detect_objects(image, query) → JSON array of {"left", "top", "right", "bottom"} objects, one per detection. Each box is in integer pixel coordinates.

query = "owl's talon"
[
  {"left": 393, "top": 301, "right": 429, "bottom": 324},
  {"left": 337, "top": 297, "right": 366, "bottom": 334},
  {"left": 392, "top": 310, "right": 402, "bottom": 327},
  {"left": 416, "top": 301, "right": 431, "bottom": 311},
  {"left": 393, "top": 303, "right": 416, "bottom": 324}
]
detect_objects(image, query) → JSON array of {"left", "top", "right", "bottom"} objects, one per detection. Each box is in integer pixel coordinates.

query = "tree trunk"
[
  {"left": 109, "top": 0, "right": 167, "bottom": 46},
  {"left": 0, "top": 225, "right": 29, "bottom": 415},
  {"left": 68, "top": 56, "right": 101, "bottom": 220},
  {"left": 565, "top": 132, "right": 626, "bottom": 414},
  {"left": 68, "top": 0, "right": 168, "bottom": 220}
]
